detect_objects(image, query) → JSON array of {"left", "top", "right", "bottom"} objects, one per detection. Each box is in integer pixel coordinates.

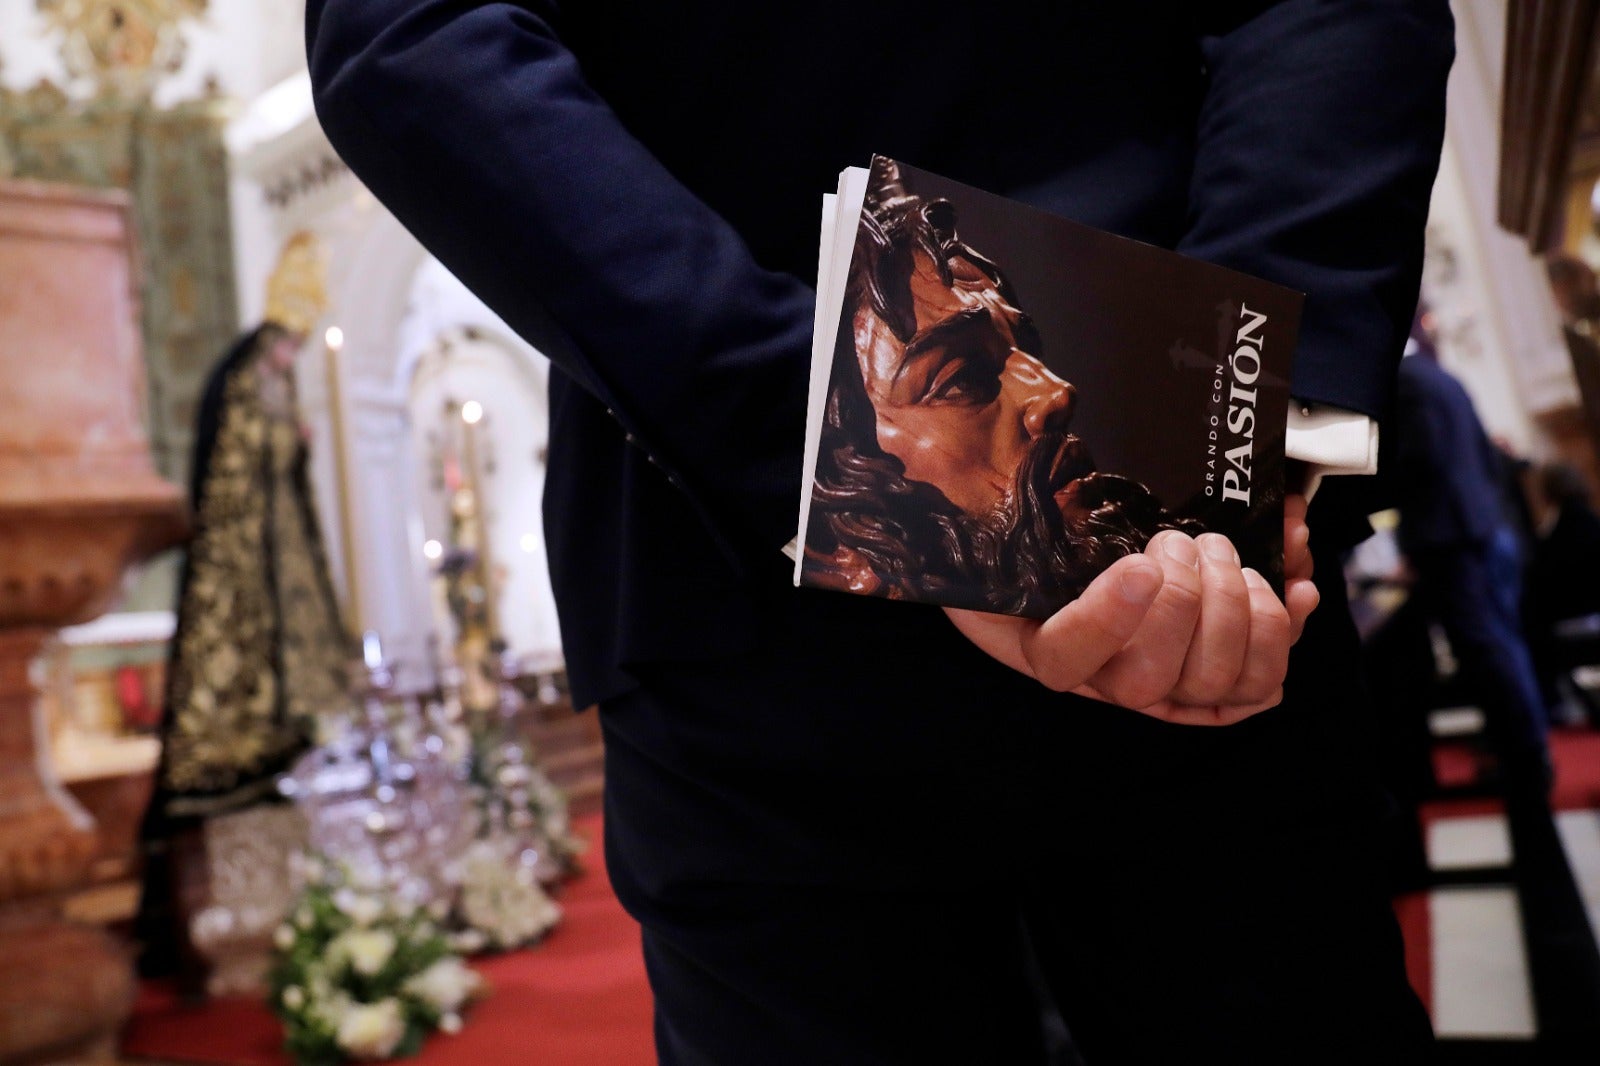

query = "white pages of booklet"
[{"left": 787, "top": 166, "right": 870, "bottom": 579}]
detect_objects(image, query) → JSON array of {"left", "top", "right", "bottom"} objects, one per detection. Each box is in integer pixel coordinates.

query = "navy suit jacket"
[
  {"left": 306, "top": 0, "right": 1452, "bottom": 708},
  {"left": 1393, "top": 354, "right": 1516, "bottom": 554},
  {"left": 1526, "top": 502, "right": 1600, "bottom": 627}
]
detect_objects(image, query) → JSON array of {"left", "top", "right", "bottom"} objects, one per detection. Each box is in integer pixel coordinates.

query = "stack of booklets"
[{"left": 793, "top": 155, "right": 1301, "bottom": 617}]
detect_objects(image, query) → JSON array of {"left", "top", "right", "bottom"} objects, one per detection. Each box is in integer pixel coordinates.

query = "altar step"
[{"left": 520, "top": 702, "right": 605, "bottom": 818}]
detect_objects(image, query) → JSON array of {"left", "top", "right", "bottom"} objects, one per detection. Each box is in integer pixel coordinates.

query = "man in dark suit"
[
  {"left": 306, "top": 3, "right": 1452, "bottom": 1062},
  {"left": 1393, "top": 333, "right": 1553, "bottom": 787},
  {"left": 1528, "top": 463, "right": 1600, "bottom": 622},
  {"left": 1524, "top": 462, "right": 1600, "bottom": 726}
]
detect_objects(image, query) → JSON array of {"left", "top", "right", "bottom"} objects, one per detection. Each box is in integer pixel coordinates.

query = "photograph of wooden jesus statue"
[{"left": 800, "top": 158, "right": 1295, "bottom": 618}]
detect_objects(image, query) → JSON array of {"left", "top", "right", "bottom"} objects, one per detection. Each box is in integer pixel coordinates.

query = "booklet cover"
[{"left": 793, "top": 155, "right": 1302, "bottom": 618}]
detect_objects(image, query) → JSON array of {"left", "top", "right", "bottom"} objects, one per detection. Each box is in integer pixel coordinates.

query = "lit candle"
[
  {"left": 324, "top": 326, "right": 364, "bottom": 640},
  {"left": 458, "top": 400, "right": 500, "bottom": 644}
]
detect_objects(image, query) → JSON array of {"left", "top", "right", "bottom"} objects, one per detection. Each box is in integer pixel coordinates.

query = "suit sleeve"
[
  {"left": 1179, "top": 0, "right": 1454, "bottom": 422},
  {"left": 304, "top": 0, "right": 812, "bottom": 561}
]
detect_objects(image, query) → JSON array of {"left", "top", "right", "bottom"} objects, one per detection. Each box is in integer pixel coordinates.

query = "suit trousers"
[
  {"left": 598, "top": 560, "right": 1432, "bottom": 1065},
  {"left": 1412, "top": 530, "right": 1551, "bottom": 768}
]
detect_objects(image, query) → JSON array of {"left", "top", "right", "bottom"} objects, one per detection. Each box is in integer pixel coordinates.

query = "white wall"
[
  {"left": 405, "top": 307, "right": 564, "bottom": 664},
  {"left": 226, "top": 73, "right": 567, "bottom": 682},
  {"left": 1421, "top": 0, "right": 1578, "bottom": 455}
]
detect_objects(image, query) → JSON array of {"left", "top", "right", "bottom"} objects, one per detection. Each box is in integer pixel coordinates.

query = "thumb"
[{"left": 1020, "top": 554, "right": 1164, "bottom": 692}]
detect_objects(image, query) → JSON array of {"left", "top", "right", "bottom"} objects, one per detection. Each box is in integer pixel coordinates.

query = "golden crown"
[{"left": 263, "top": 230, "right": 329, "bottom": 336}]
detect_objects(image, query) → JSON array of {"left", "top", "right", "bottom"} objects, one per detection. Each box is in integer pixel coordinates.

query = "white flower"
[
  {"left": 334, "top": 928, "right": 397, "bottom": 977},
  {"left": 281, "top": 985, "right": 306, "bottom": 1011},
  {"left": 449, "top": 929, "right": 489, "bottom": 955},
  {"left": 394, "top": 719, "right": 420, "bottom": 756},
  {"left": 349, "top": 864, "right": 388, "bottom": 893},
  {"left": 295, "top": 907, "right": 315, "bottom": 930},
  {"left": 304, "top": 965, "right": 333, "bottom": 1001},
  {"left": 402, "top": 957, "right": 482, "bottom": 1013},
  {"left": 313, "top": 990, "right": 353, "bottom": 1032},
  {"left": 457, "top": 840, "right": 563, "bottom": 949},
  {"left": 273, "top": 924, "right": 296, "bottom": 951},
  {"left": 290, "top": 851, "right": 328, "bottom": 886},
  {"left": 334, "top": 888, "right": 385, "bottom": 927},
  {"left": 441, "top": 724, "right": 472, "bottom": 765},
  {"left": 438, "top": 1012, "right": 463, "bottom": 1035},
  {"left": 334, "top": 998, "right": 406, "bottom": 1060},
  {"left": 531, "top": 895, "right": 562, "bottom": 937},
  {"left": 305, "top": 974, "right": 344, "bottom": 1028}
]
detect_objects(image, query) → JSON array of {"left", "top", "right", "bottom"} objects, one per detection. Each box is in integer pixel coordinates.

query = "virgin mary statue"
[{"left": 136, "top": 232, "right": 354, "bottom": 982}]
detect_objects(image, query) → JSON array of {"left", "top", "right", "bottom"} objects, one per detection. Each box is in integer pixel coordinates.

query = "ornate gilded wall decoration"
[
  {"left": 262, "top": 149, "right": 350, "bottom": 213},
  {"left": 36, "top": 0, "right": 208, "bottom": 102}
]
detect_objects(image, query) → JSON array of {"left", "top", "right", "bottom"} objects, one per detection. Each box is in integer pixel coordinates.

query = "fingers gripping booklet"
[{"left": 791, "top": 156, "right": 1301, "bottom": 618}]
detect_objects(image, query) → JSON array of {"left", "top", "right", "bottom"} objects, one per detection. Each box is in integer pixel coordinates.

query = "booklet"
[{"left": 791, "top": 155, "right": 1302, "bottom": 618}]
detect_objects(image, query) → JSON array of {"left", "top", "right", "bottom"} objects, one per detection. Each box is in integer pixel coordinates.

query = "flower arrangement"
[
  {"left": 467, "top": 720, "right": 587, "bottom": 887},
  {"left": 270, "top": 858, "right": 486, "bottom": 1065},
  {"left": 521, "top": 763, "right": 589, "bottom": 874},
  {"left": 448, "top": 839, "right": 564, "bottom": 954}
]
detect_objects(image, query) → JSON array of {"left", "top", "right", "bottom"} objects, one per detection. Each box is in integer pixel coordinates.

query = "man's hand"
[{"left": 944, "top": 495, "right": 1318, "bottom": 726}]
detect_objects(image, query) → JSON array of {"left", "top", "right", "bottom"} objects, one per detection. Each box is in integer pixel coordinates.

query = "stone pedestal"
[{"left": 0, "top": 179, "right": 187, "bottom": 1063}]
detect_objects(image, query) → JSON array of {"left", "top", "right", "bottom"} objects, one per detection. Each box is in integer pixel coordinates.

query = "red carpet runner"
[
  {"left": 1391, "top": 726, "right": 1600, "bottom": 1023},
  {"left": 124, "top": 734, "right": 1600, "bottom": 1061},
  {"left": 119, "top": 814, "right": 656, "bottom": 1066}
]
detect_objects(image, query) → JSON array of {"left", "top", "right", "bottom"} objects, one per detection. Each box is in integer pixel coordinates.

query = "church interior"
[{"left": 3, "top": 1, "right": 1600, "bottom": 1064}]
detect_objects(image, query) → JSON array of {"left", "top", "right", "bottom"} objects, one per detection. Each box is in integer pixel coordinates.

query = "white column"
[
  {"left": 343, "top": 385, "right": 437, "bottom": 692},
  {"left": 1424, "top": 0, "right": 1580, "bottom": 453}
]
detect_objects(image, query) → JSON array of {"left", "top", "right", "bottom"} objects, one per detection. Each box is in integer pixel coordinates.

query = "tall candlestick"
[
  {"left": 459, "top": 400, "right": 501, "bottom": 646},
  {"left": 324, "top": 326, "right": 364, "bottom": 641}
]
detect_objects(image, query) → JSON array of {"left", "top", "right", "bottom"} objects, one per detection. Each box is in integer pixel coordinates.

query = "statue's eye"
[{"left": 922, "top": 351, "right": 1000, "bottom": 404}]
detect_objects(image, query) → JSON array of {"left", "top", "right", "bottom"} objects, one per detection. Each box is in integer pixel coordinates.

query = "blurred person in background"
[
  {"left": 1523, "top": 461, "right": 1600, "bottom": 727},
  {"left": 1391, "top": 314, "right": 1552, "bottom": 791}
]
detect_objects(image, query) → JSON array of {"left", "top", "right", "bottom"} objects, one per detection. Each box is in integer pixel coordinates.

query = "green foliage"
[{"left": 268, "top": 857, "right": 482, "bottom": 1064}]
